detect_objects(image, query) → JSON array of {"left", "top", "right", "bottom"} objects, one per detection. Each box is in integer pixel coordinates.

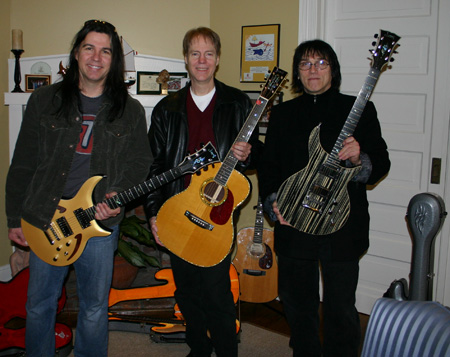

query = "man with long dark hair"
[
  {"left": 6, "top": 20, "right": 151, "bottom": 356},
  {"left": 258, "top": 40, "right": 390, "bottom": 356}
]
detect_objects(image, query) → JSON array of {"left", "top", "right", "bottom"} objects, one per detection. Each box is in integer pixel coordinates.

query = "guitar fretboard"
[
  {"left": 215, "top": 98, "right": 269, "bottom": 186},
  {"left": 85, "top": 168, "right": 183, "bottom": 221},
  {"left": 327, "top": 68, "right": 381, "bottom": 168}
]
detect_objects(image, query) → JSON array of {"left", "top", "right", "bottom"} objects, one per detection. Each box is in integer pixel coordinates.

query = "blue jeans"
[{"left": 26, "top": 226, "right": 119, "bottom": 357}]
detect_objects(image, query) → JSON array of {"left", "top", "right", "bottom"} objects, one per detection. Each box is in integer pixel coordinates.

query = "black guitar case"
[{"left": 384, "top": 192, "right": 447, "bottom": 301}]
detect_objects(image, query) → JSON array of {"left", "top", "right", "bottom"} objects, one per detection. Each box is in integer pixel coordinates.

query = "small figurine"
[{"left": 156, "top": 69, "right": 170, "bottom": 95}]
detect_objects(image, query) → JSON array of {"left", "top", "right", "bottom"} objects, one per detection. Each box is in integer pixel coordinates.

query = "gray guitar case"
[{"left": 384, "top": 192, "right": 447, "bottom": 301}]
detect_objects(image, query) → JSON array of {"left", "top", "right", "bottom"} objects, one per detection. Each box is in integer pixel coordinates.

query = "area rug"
[{"left": 67, "top": 322, "right": 292, "bottom": 356}]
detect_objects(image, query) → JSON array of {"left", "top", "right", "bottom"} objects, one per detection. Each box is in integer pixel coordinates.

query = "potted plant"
[{"left": 112, "top": 214, "right": 161, "bottom": 288}]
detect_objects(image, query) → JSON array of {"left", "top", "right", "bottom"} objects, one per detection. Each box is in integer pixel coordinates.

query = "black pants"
[
  {"left": 170, "top": 252, "right": 237, "bottom": 357},
  {"left": 278, "top": 253, "right": 361, "bottom": 357}
]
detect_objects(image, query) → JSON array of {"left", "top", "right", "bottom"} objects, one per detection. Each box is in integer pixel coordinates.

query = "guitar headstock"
[
  {"left": 260, "top": 67, "right": 288, "bottom": 101},
  {"left": 179, "top": 142, "right": 220, "bottom": 174},
  {"left": 370, "top": 29, "right": 401, "bottom": 72}
]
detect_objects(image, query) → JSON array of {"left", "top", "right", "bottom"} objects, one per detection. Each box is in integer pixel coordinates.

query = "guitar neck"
[
  {"left": 215, "top": 96, "right": 270, "bottom": 186},
  {"left": 253, "top": 197, "right": 265, "bottom": 244},
  {"left": 328, "top": 68, "right": 381, "bottom": 166},
  {"left": 86, "top": 166, "right": 185, "bottom": 219}
]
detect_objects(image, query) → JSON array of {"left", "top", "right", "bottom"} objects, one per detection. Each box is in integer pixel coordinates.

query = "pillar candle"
[{"left": 12, "top": 29, "right": 23, "bottom": 50}]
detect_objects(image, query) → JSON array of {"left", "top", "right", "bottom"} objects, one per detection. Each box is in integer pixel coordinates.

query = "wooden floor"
[{"left": 239, "top": 299, "right": 370, "bottom": 355}]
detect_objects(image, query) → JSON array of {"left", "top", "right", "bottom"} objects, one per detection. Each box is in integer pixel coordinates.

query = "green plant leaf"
[{"left": 117, "top": 239, "right": 146, "bottom": 267}]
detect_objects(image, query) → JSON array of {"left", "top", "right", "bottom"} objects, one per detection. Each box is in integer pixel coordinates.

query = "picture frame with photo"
[{"left": 25, "top": 74, "right": 51, "bottom": 92}]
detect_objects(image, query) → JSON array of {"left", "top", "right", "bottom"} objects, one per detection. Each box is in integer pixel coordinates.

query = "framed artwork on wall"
[{"left": 240, "top": 24, "right": 280, "bottom": 83}]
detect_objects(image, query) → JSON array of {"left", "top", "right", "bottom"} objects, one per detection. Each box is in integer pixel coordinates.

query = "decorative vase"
[{"left": 111, "top": 256, "right": 139, "bottom": 289}]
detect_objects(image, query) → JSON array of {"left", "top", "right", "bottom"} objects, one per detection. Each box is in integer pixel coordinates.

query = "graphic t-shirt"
[{"left": 62, "top": 93, "right": 103, "bottom": 198}]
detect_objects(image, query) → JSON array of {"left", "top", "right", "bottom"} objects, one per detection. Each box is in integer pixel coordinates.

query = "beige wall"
[
  {"left": 0, "top": 1, "right": 12, "bottom": 267},
  {"left": 1, "top": 0, "right": 300, "bottom": 266}
]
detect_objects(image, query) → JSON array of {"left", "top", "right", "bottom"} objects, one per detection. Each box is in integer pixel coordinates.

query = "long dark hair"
[
  {"left": 291, "top": 39, "right": 341, "bottom": 94},
  {"left": 58, "top": 20, "right": 127, "bottom": 121}
]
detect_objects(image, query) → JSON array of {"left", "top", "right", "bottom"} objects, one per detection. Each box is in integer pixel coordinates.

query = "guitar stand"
[{"left": 384, "top": 192, "right": 447, "bottom": 301}]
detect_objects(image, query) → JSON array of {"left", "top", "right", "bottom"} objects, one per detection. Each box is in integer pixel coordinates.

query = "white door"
[{"left": 299, "top": 0, "right": 450, "bottom": 314}]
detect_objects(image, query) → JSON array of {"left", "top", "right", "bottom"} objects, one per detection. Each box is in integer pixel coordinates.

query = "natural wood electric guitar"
[
  {"left": 277, "top": 29, "right": 400, "bottom": 235},
  {"left": 233, "top": 196, "right": 278, "bottom": 303},
  {"left": 156, "top": 67, "right": 288, "bottom": 267},
  {"left": 21, "top": 143, "right": 219, "bottom": 266}
]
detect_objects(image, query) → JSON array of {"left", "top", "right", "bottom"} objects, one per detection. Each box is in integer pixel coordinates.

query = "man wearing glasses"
[
  {"left": 6, "top": 20, "right": 151, "bottom": 356},
  {"left": 258, "top": 40, "right": 390, "bottom": 356}
]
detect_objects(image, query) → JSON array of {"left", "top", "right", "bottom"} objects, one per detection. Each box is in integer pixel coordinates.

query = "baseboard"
[{"left": 0, "top": 264, "right": 12, "bottom": 281}]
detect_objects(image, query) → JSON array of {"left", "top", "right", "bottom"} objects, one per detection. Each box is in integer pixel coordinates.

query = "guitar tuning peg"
[
  {"left": 390, "top": 57, "right": 395, "bottom": 62},
  {"left": 374, "top": 33, "right": 379, "bottom": 38},
  {"left": 372, "top": 41, "right": 377, "bottom": 46}
]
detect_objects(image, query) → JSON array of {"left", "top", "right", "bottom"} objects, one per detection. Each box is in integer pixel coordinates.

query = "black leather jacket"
[
  {"left": 6, "top": 82, "right": 152, "bottom": 230},
  {"left": 144, "top": 79, "right": 259, "bottom": 219}
]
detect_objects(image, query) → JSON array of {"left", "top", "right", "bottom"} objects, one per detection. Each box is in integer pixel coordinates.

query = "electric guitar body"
[
  {"left": 156, "top": 163, "right": 250, "bottom": 267},
  {"left": 21, "top": 176, "right": 110, "bottom": 266},
  {"left": 277, "top": 126, "right": 362, "bottom": 235}
]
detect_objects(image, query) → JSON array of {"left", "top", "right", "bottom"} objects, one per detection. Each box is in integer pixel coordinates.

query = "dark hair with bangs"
[
  {"left": 291, "top": 39, "right": 342, "bottom": 94},
  {"left": 57, "top": 20, "right": 128, "bottom": 121},
  {"left": 182, "top": 27, "right": 221, "bottom": 57}
]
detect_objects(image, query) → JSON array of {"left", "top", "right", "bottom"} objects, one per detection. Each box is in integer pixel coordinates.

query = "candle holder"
[{"left": 11, "top": 49, "right": 24, "bottom": 93}]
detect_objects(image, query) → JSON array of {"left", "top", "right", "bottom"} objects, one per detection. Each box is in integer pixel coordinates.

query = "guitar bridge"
[{"left": 184, "top": 210, "right": 214, "bottom": 231}]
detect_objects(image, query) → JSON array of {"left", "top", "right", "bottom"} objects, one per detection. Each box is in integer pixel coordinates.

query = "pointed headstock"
[
  {"left": 260, "top": 67, "right": 288, "bottom": 101},
  {"left": 370, "top": 29, "right": 401, "bottom": 72}
]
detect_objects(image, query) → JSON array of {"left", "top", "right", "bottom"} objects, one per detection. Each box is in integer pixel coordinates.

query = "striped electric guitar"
[
  {"left": 277, "top": 29, "right": 400, "bottom": 235},
  {"left": 21, "top": 143, "right": 219, "bottom": 266},
  {"left": 156, "top": 67, "right": 288, "bottom": 267}
]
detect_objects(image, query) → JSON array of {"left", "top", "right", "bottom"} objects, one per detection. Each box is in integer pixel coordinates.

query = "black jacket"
[
  {"left": 258, "top": 89, "right": 390, "bottom": 261},
  {"left": 144, "top": 79, "right": 259, "bottom": 219}
]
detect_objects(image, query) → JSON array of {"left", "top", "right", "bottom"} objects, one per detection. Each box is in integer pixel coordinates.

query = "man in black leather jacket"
[{"left": 145, "top": 27, "right": 258, "bottom": 357}]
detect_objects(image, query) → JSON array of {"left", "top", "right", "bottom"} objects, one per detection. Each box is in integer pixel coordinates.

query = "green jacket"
[{"left": 6, "top": 82, "right": 152, "bottom": 231}]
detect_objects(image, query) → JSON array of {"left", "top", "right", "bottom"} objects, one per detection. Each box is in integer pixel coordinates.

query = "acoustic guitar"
[
  {"left": 233, "top": 196, "right": 278, "bottom": 303},
  {"left": 276, "top": 30, "right": 400, "bottom": 235},
  {"left": 156, "top": 67, "right": 288, "bottom": 267},
  {"left": 21, "top": 143, "right": 219, "bottom": 266}
]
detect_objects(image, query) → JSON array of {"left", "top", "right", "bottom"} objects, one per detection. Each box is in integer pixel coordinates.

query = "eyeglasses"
[
  {"left": 299, "top": 59, "right": 329, "bottom": 71},
  {"left": 84, "top": 19, "right": 116, "bottom": 32}
]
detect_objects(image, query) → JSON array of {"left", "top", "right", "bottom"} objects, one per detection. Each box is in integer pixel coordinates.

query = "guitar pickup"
[
  {"left": 56, "top": 216, "right": 73, "bottom": 237},
  {"left": 184, "top": 211, "right": 214, "bottom": 231},
  {"left": 74, "top": 208, "right": 91, "bottom": 229}
]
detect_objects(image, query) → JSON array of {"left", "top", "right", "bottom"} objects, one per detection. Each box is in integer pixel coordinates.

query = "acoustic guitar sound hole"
[{"left": 201, "top": 179, "right": 227, "bottom": 206}]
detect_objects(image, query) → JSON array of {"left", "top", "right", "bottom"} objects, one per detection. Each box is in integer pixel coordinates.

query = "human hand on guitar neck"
[
  {"left": 231, "top": 141, "right": 252, "bottom": 162},
  {"left": 8, "top": 192, "right": 120, "bottom": 248},
  {"left": 94, "top": 192, "right": 121, "bottom": 220},
  {"left": 339, "top": 136, "right": 361, "bottom": 166}
]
